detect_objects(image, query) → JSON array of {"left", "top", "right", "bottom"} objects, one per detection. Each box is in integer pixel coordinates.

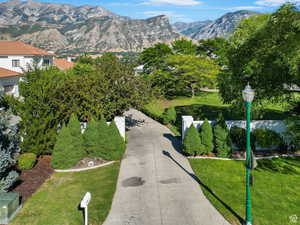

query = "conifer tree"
[
  {"left": 200, "top": 119, "right": 214, "bottom": 154},
  {"left": 107, "top": 121, "right": 126, "bottom": 160},
  {"left": 183, "top": 124, "right": 202, "bottom": 156},
  {"left": 51, "top": 114, "right": 85, "bottom": 169},
  {"left": 214, "top": 115, "right": 232, "bottom": 158}
]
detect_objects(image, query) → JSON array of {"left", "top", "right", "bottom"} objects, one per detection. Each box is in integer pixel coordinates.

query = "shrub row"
[
  {"left": 51, "top": 114, "right": 125, "bottom": 169},
  {"left": 183, "top": 117, "right": 283, "bottom": 158}
]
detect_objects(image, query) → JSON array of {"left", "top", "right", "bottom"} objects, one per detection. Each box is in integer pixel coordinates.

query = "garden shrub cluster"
[
  {"left": 183, "top": 116, "right": 231, "bottom": 157},
  {"left": 51, "top": 114, "right": 125, "bottom": 169},
  {"left": 18, "top": 153, "right": 37, "bottom": 170}
]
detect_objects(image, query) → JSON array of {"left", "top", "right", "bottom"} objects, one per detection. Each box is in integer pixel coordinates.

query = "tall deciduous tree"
[
  {"left": 163, "top": 54, "right": 219, "bottom": 97},
  {"left": 172, "top": 39, "right": 197, "bottom": 55},
  {"left": 219, "top": 4, "right": 300, "bottom": 105},
  {"left": 139, "top": 43, "right": 173, "bottom": 74}
]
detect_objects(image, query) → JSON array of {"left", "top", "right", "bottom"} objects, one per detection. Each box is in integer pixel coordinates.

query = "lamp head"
[{"left": 242, "top": 83, "right": 255, "bottom": 103}]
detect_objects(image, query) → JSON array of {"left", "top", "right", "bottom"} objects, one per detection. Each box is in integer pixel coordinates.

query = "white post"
[
  {"left": 182, "top": 116, "right": 194, "bottom": 142},
  {"left": 81, "top": 192, "right": 91, "bottom": 225},
  {"left": 114, "top": 116, "right": 126, "bottom": 140}
]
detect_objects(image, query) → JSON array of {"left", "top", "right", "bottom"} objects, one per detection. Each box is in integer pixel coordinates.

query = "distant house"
[{"left": 0, "top": 41, "right": 74, "bottom": 97}]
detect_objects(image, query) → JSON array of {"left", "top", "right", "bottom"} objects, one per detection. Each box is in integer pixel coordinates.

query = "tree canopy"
[{"left": 218, "top": 4, "right": 300, "bottom": 104}]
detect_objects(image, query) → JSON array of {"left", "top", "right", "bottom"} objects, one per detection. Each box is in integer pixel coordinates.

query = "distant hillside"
[
  {"left": 173, "top": 10, "right": 260, "bottom": 40},
  {"left": 0, "top": 0, "right": 182, "bottom": 54}
]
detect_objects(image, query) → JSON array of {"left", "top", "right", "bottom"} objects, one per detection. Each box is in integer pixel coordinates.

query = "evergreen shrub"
[
  {"left": 0, "top": 112, "right": 19, "bottom": 192},
  {"left": 200, "top": 119, "right": 214, "bottom": 154},
  {"left": 183, "top": 125, "right": 202, "bottom": 156},
  {"left": 18, "top": 153, "right": 37, "bottom": 170},
  {"left": 51, "top": 114, "right": 85, "bottom": 169},
  {"left": 106, "top": 121, "right": 126, "bottom": 160},
  {"left": 162, "top": 107, "right": 177, "bottom": 124},
  {"left": 214, "top": 115, "right": 232, "bottom": 158}
]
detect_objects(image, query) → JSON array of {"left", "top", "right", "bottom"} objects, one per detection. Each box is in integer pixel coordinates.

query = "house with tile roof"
[{"left": 0, "top": 41, "right": 74, "bottom": 97}]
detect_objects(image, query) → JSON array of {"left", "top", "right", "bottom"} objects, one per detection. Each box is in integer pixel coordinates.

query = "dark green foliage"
[
  {"left": 200, "top": 119, "right": 213, "bottom": 154},
  {"left": 84, "top": 117, "right": 111, "bottom": 159},
  {"left": 183, "top": 125, "right": 202, "bottom": 156},
  {"left": 162, "top": 107, "right": 177, "bottom": 124},
  {"left": 172, "top": 39, "right": 197, "bottom": 55},
  {"left": 219, "top": 4, "right": 300, "bottom": 105},
  {"left": 18, "top": 153, "right": 37, "bottom": 170},
  {"left": 230, "top": 126, "right": 246, "bottom": 150},
  {"left": 51, "top": 114, "right": 85, "bottom": 169},
  {"left": 11, "top": 54, "right": 150, "bottom": 155},
  {"left": 284, "top": 120, "right": 300, "bottom": 151},
  {"left": 0, "top": 112, "right": 19, "bottom": 192},
  {"left": 252, "top": 128, "right": 282, "bottom": 149},
  {"left": 107, "top": 121, "right": 126, "bottom": 160},
  {"left": 84, "top": 118, "right": 125, "bottom": 160},
  {"left": 214, "top": 116, "right": 232, "bottom": 158}
]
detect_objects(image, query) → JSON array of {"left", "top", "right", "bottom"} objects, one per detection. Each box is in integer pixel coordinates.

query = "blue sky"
[{"left": 6, "top": 0, "right": 300, "bottom": 22}]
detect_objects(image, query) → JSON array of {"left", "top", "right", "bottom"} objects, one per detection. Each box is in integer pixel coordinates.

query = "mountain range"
[{"left": 0, "top": 0, "right": 259, "bottom": 54}]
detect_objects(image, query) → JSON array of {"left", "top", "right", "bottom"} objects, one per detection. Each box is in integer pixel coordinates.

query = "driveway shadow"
[
  {"left": 163, "top": 133, "right": 183, "bottom": 154},
  {"left": 162, "top": 150, "right": 244, "bottom": 225},
  {"left": 125, "top": 114, "right": 145, "bottom": 130}
]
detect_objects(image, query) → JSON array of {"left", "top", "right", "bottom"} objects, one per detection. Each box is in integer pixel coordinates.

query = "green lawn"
[
  {"left": 143, "top": 92, "right": 295, "bottom": 135},
  {"left": 189, "top": 158, "right": 300, "bottom": 225},
  {"left": 11, "top": 163, "right": 120, "bottom": 225}
]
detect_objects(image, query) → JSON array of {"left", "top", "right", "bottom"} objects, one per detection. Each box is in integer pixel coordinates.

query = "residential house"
[{"left": 0, "top": 41, "right": 74, "bottom": 97}]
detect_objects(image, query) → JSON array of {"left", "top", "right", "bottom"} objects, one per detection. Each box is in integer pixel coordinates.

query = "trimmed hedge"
[
  {"left": 18, "top": 153, "right": 37, "bottom": 170},
  {"left": 107, "top": 121, "right": 126, "bottom": 160}
]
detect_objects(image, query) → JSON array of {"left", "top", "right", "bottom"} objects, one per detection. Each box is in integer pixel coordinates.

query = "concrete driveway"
[{"left": 103, "top": 109, "right": 231, "bottom": 225}]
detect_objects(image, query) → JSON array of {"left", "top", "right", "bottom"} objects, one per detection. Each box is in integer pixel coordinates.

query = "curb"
[
  {"left": 54, "top": 161, "right": 116, "bottom": 173},
  {"left": 188, "top": 154, "right": 300, "bottom": 161}
]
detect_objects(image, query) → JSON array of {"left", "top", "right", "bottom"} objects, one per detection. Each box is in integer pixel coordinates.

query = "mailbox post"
[{"left": 80, "top": 192, "right": 91, "bottom": 225}]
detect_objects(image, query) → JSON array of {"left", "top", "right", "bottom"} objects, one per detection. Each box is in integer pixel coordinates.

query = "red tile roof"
[
  {"left": 54, "top": 58, "right": 75, "bottom": 70},
  {"left": 0, "top": 41, "right": 54, "bottom": 56},
  {"left": 0, "top": 67, "right": 21, "bottom": 78}
]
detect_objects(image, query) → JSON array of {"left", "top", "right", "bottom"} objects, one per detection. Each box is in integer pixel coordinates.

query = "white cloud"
[
  {"left": 141, "top": 0, "right": 202, "bottom": 6},
  {"left": 143, "top": 10, "right": 194, "bottom": 22},
  {"left": 255, "top": 0, "right": 300, "bottom": 6},
  {"left": 229, "top": 6, "right": 263, "bottom": 10}
]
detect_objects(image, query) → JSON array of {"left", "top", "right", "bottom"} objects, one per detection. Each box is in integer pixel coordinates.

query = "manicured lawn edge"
[{"left": 54, "top": 161, "right": 116, "bottom": 173}]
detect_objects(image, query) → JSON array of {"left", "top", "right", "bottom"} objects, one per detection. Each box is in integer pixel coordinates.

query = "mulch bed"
[{"left": 11, "top": 156, "right": 54, "bottom": 203}]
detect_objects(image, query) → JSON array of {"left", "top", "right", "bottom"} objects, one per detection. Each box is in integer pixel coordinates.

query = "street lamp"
[{"left": 242, "top": 83, "right": 255, "bottom": 225}]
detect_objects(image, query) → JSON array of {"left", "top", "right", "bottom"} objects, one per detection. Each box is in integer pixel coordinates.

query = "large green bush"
[
  {"left": 200, "top": 119, "right": 214, "bottom": 154},
  {"left": 183, "top": 125, "right": 202, "bottom": 156},
  {"left": 252, "top": 128, "right": 282, "bottom": 149},
  {"left": 51, "top": 114, "right": 85, "bottom": 169},
  {"left": 214, "top": 116, "right": 232, "bottom": 158},
  {"left": 18, "top": 153, "right": 37, "bottom": 170},
  {"left": 162, "top": 107, "right": 177, "bottom": 124}
]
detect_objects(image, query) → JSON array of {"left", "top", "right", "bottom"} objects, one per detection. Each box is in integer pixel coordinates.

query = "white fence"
[
  {"left": 81, "top": 116, "right": 126, "bottom": 139},
  {"left": 182, "top": 116, "right": 286, "bottom": 141}
]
